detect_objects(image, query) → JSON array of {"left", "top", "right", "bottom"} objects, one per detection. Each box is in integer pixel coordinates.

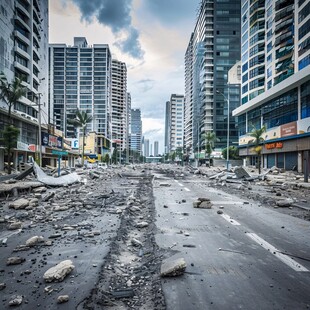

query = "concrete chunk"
[
  {"left": 160, "top": 257, "right": 187, "bottom": 277},
  {"left": 43, "top": 260, "right": 75, "bottom": 282}
]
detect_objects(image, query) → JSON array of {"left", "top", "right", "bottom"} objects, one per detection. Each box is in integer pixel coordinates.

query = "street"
[
  {"left": 154, "top": 168, "right": 310, "bottom": 310},
  {"left": 0, "top": 165, "right": 309, "bottom": 309}
]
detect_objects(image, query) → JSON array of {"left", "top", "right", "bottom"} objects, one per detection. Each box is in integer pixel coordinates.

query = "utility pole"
[{"left": 38, "top": 93, "right": 42, "bottom": 167}]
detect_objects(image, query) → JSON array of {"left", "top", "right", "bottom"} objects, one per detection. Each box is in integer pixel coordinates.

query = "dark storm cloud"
[
  {"left": 139, "top": 0, "right": 201, "bottom": 26},
  {"left": 71, "top": 0, "right": 144, "bottom": 59}
]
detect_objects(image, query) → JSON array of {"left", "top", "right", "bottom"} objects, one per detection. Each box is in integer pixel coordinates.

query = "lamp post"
[{"left": 216, "top": 89, "right": 230, "bottom": 170}]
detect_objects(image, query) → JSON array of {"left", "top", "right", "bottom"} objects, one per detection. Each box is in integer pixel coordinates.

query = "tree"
[
  {"left": 0, "top": 125, "right": 19, "bottom": 174},
  {"left": 222, "top": 146, "right": 241, "bottom": 160},
  {"left": 0, "top": 72, "right": 26, "bottom": 122},
  {"left": 201, "top": 132, "right": 218, "bottom": 164},
  {"left": 103, "top": 153, "right": 110, "bottom": 164},
  {"left": 0, "top": 72, "right": 26, "bottom": 174},
  {"left": 68, "top": 109, "right": 93, "bottom": 166},
  {"left": 249, "top": 126, "right": 266, "bottom": 174}
]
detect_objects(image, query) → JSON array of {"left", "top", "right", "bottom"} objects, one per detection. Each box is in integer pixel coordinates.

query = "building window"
[
  {"left": 301, "top": 80, "right": 310, "bottom": 119},
  {"left": 299, "top": 54, "right": 310, "bottom": 70},
  {"left": 299, "top": 19, "right": 310, "bottom": 41}
]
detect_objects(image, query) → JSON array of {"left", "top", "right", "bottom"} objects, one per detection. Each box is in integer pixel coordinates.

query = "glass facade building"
[
  {"left": 185, "top": 0, "right": 241, "bottom": 157},
  {"left": 233, "top": 0, "right": 310, "bottom": 171}
]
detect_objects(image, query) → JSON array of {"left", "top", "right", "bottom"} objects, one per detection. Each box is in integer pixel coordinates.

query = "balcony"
[
  {"left": 14, "top": 60, "right": 30, "bottom": 75},
  {"left": 15, "top": 1, "right": 30, "bottom": 18},
  {"left": 14, "top": 29, "right": 30, "bottom": 46},
  {"left": 14, "top": 45, "right": 30, "bottom": 60}
]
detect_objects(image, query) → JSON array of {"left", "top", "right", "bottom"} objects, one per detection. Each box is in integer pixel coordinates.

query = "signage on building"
[
  {"left": 69, "top": 138, "right": 79, "bottom": 149},
  {"left": 17, "top": 141, "right": 29, "bottom": 151},
  {"left": 265, "top": 142, "right": 283, "bottom": 149},
  {"left": 280, "top": 121, "right": 297, "bottom": 137},
  {"left": 52, "top": 149, "right": 68, "bottom": 156},
  {"left": 42, "top": 132, "right": 62, "bottom": 149}
]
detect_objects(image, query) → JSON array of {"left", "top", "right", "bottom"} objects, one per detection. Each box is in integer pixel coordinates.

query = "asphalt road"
[{"left": 154, "top": 170, "right": 310, "bottom": 310}]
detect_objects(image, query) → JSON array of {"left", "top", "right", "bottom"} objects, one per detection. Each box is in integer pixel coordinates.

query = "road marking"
[
  {"left": 178, "top": 183, "right": 184, "bottom": 187},
  {"left": 174, "top": 180, "right": 178, "bottom": 183},
  {"left": 220, "top": 214, "right": 241, "bottom": 226},
  {"left": 184, "top": 187, "right": 190, "bottom": 192},
  {"left": 212, "top": 201, "right": 244, "bottom": 205},
  {"left": 246, "top": 233, "right": 309, "bottom": 272}
]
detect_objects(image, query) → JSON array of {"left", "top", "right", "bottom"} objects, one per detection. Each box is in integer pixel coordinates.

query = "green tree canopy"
[
  {"left": 0, "top": 72, "right": 26, "bottom": 122},
  {"left": 249, "top": 125, "right": 266, "bottom": 174}
]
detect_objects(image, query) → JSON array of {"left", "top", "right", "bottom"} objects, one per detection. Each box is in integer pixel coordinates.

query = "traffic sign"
[{"left": 52, "top": 150, "right": 68, "bottom": 156}]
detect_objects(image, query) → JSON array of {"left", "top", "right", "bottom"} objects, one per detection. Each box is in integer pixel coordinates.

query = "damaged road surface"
[
  {"left": 153, "top": 166, "right": 310, "bottom": 310},
  {"left": 1, "top": 164, "right": 310, "bottom": 309},
  {"left": 0, "top": 167, "right": 165, "bottom": 309}
]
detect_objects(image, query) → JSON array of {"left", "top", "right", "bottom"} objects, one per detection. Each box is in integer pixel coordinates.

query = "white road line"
[
  {"left": 177, "top": 183, "right": 184, "bottom": 187},
  {"left": 246, "top": 233, "right": 309, "bottom": 272},
  {"left": 212, "top": 201, "right": 244, "bottom": 205},
  {"left": 184, "top": 187, "right": 190, "bottom": 192},
  {"left": 220, "top": 214, "right": 241, "bottom": 226},
  {"left": 174, "top": 180, "right": 178, "bottom": 183}
]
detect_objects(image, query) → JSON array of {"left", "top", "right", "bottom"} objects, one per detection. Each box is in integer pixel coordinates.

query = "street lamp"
[
  {"left": 37, "top": 93, "right": 42, "bottom": 167},
  {"left": 216, "top": 89, "right": 230, "bottom": 170}
]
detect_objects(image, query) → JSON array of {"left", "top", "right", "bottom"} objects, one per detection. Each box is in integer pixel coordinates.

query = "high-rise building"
[
  {"left": 130, "top": 108, "right": 142, "bottom": 155},
  {"left": 144, "top": 138, "right": 150, "bottom": 157},
  {"left": 184, "top": 0, "right": 241, "bottom": 157},
  {"left": 49, "top": 37, "right": 112, "bottom": 139},
  {"left": 165, "top": 94, "right": 184, "bottom": 153},
  {"left": 154, "top": 141, "right": 159, "bottom": 156},
  {"left": 164, "top": 101, "right": 171, "bottom": 154},
  {"left": 0, "top": 0, "right": 49, "bottom": 168},
  {"left": 111, "top": 59, "right": 128, "bottom": 152},
  {"left": 233, "top": 0, "right": 310, "bottom": 171}
]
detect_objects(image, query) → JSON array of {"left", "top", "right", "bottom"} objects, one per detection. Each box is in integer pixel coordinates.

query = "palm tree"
[
  {"left": 0, "top": 72, "right": 26, "bottom": 123},
  {"left": 68, "top": 109, "right": 93, "bottom": 166},
  {"left": 249, "top": 125, "right": 266, "bottom": 174},
  {"left": 0, "top": 72, "right": 26, "bottom": 174},
  {"left": 201, "top": 132, "right": 218, "bottom": 165}
]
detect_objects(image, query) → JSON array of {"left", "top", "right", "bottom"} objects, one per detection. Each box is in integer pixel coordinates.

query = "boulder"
[
  {"left": 43, "top": 260, "right": 75, "bottom": 282},
  {"left": 9, "top": 198, "right": 29, "bottom": 210},
  {"left": 161, "top": 257, "right": 187, "bottom": 277}
]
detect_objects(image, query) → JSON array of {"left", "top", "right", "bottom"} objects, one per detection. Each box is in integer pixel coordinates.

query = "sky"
[{"left": 49, "top": 0, "right": 201, "bottom": 154}]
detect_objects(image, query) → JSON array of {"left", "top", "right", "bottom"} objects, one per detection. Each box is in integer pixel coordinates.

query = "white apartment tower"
[
  {"left": 49, "top": 37, "right": 112, "bottom": 139},
  {"left": 111, "top": 59, "right": 128, "bottom": 152},
  {"left": 165, "top": 94, "right": 184, "bottom": 153}
]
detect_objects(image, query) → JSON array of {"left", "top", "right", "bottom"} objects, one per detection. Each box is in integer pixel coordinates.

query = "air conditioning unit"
[
  {"left": 21, "top": 113, "right": 26, "bottom": 117},
  {"left": 26, "top": 116, "right": 31, "bottom": 119}
]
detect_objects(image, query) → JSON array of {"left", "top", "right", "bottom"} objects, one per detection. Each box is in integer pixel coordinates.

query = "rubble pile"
[
  {"left": 82, "top": 174, "right": 166, "bottom": 309},
  {"left": 1, "top": 166, "right": 161, "bottom": 308}
]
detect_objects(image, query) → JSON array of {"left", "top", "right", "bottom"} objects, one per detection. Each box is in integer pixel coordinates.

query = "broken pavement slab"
[
  {"left": 160, "top": 257, "right": 187, "bottom": 277},
  {"left": 193, "top": 198, "right": 212, "bottom": 209},
  {"left": 43, "top": 260, "right": 75, "bottom": 282}
]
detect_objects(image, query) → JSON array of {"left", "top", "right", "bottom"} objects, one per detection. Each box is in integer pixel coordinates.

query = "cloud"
[
  {"left": 134, "top": 79, "right": 155, "bottom": 93},
  {"left": 71, "top": 0, "right": 144, "bottom": 59},
  {"left": 137, "top": 0, "right": 200, "bottom": 27}
]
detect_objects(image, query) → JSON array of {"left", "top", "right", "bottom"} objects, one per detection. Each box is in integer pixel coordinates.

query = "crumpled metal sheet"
[{"left": 33, "top": 162, "right": 80, "bottom": 186}]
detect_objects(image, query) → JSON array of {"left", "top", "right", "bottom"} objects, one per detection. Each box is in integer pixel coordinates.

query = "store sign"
[
  {"left": 280, "top": 121, "right": 297, "bottom": 137},
  {"left": 42, "top": 132, "right": 63, "bottom": 149},
  {"left": 265, "top": 142, "right": 283, "bottom": 149}
]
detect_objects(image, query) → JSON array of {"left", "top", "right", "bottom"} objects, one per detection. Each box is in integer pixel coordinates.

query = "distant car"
[{"left": 97, "top": 162, "right": 108, "bottom": 169}]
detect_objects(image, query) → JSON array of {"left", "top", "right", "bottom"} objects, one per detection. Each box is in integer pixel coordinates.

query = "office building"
[
  {"left": 154, "top": 141, "right": 159, "bottom": 156},
  {"left": 111, "top": 59, "right": 128, "bottom": 153},
  {"left": 184, "top": 0, "right": 241, "bottom": 158},
  {"left": 165, "top": 94, "right": 184, "bottom": 153},
  {"left": 233, "top": 0, "right": 310, "bottom": 171},
  {"left": 130, "top": 108, "right": 142, "bottom": 155},
  {"left": 49, "top": 37, "right": 112, "bottom": 139},
  {"left": 0, "top": 0, "right": 49, "bottom": 169}
]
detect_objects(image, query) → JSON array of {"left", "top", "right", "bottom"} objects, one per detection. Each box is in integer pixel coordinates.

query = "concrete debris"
[
  {"left": 131, "top": 238, "right": 143, "bottom": 247},
  {"left": 193, "top": 198, "right": 212, "bottom": 209},
  {"left": 8, "top": 295, "right": 23, "bottom": 306},
  {"left": 0, "top": 283, "right": 6, "bottom": 290},
  {"left": 57, "top": 295, "right": 70, "bottom": 303},
  {"left": 25, "top": 236, "right": 44, "bottom": 247},
  {"left": 111, "top": 289, "right": 134, "bottom": 299},
  {"left": 136, "top": 221, "right": 149, "bottom": 228},
  {"left": 43, "top": 260, "right": 75, "bottom": 282},
  {"left": 7, "top": 256, "right": 26, "bottom": 265},
  {"left": 159, "top": 183, "right": 171, "bottom": 187},
  {"left": 7, "top": 221, "right": 22, "bottom": 230},
  {"left": 8, "top": 198, "right": 29, "bottom": 210},
  {"left": 234, "top": 166, "right": 251, "bottom": 179},
  {"left": 276, "top": 199, "right": 294, "bottom": 207},
  {"left": 160, "top": 257, "right": 187, "bottom": 277}
]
